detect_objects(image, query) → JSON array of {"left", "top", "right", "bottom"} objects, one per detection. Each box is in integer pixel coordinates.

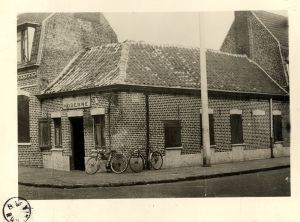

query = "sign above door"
[{"left": 63, "top": 95, "right": 91, "bottom": 110}]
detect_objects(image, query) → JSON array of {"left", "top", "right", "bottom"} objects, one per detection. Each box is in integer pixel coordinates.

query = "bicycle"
[
  {"left": 85, "top": 149, "right": 128, "bottom": 174},
  {"left": 128, "top": 148, "right": 163, "bottom": 173}
]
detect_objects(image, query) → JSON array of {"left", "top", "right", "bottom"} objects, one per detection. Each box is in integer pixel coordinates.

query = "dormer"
[
  {"left": 17, "top": 13, "right": 52, "bottom": 70},
  {"left": 17, "top": 24, "right": 36, "bottom": 64}
]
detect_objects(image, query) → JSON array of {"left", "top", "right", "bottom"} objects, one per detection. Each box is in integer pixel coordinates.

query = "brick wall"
[
  {"left": 148, "top": 93, "right": 289, "bottom": 155},
  {"left": 40, "top": 92, "right": 147, "bottom": 159},
  {"left": 38, "top": 91, "right": 290, "bottom": 168},
  {"left": 38, "top": 13, "right": 118, "bottom": 91},
  {"left": 220, "top": 11, "right": 288, "bottom": 89},
  {"left": 17, "top": 71, "right": 43, "bottom": 167},
  {"left": 18, "top": 13, "right": 119, "bottom": 167}
]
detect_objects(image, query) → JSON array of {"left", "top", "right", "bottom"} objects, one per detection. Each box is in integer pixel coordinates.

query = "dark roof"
[
  {"left": 17, "top": 13, "right": 52, "bottom": 26},
  {"left": 253, "top": 11, "right": 288, "bottom": 47},
  {"left": 43, "top": 41, "right": 286, "bottom": 96}
]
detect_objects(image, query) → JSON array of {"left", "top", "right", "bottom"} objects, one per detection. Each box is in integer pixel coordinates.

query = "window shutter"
[
  {"left": 209, "top": 114, "right": 215, "bottom": 145},
  {"left": 273, "top": 115, "right": 283, "bottom": 142},
  {"left": 18, "top": 95, "right": 30, "bottom": 143},
  {"left": 164, "top": 120, "right": 181, "bottom": 148},
  {"left": 230, "top": 114, "right": 244, "bottom": 144},
  {"left": 39, "top": 118, "right": 51, "bottom": 149}
]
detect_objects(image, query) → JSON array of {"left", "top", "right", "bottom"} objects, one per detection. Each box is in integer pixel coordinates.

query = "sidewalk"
[{"left": 19, "top": 157, "right": 290, "bottom": 188}]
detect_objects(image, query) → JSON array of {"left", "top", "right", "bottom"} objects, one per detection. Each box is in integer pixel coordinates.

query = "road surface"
[{"left": 19, "top": 168, "right": 290, "bottom": 199}]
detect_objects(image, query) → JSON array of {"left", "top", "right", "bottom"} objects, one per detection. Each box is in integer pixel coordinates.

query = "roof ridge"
[
  {"left": 246, "top": 57, "right": 289, "bottom": 95},
  {"left": 251, "top": 11, "right": 289, "bottom": 87},
  {"left": 112, "top": 42, "right": 130, "bottom": 84},
  {"left": 36, "top": 13, "right": 55, "bottom": 65},
  {"left": 122, "top": 40, "right": 200, "bottom": 50},
  {"left": 89, "top": 43, "right": 121, "bottom": 50},
  {"left": 252, "top": 10, "right": 288, "bottom": 19},
  {"left": 122, "top": 41, "right": 250, "bottom": 60},
  {"left": 206, "top": 49, "right": 248, "bottom": 58}
]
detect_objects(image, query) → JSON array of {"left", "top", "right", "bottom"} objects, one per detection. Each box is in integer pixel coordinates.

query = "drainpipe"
[
  {"left": 108, "top": 94, "right": 112, "bottom": 151},
  {"left": 145, "top": 93, "right": 150, "bottom": 169},
  {"left": 270, "top": 98, "right": 274, "bottom": 158}
]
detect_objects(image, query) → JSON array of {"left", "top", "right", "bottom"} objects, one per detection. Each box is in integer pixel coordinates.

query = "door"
[{"left": 70, "top": 118, "right": 85, "bottom": 170}]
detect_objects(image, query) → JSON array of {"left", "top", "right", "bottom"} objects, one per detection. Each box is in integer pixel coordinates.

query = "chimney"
[{"left": 233, "top": 11, "right": 251, "bottom": 57}]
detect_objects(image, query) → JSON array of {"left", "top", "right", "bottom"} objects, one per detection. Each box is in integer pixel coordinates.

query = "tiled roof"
[
  {"left": 17, "top": 13, "right": 52, "bottom": 26},
  {"left": 43, "top": 41, "right": 286, "bottom": 96},
  {"left": 253, "top": 11, "right": 288, "bottom": 47}
]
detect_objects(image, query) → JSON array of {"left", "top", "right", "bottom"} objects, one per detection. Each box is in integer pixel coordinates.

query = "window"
[
  {"left": 230, "top": 114, "right": 244, "bottom": 144},
  {"left": 273, "top": 115, "right": 283, "bottom": 142},
  {"left": 39, "top": 118, "right": 51, "bottom": 149},
  {"left": 54, "top": 119, "right": 62, "bottom": 147},
  {"left": 164, "top": 120, "right": 181, "bottom": 148},
  {"left": 94, "top": 115, "right": 105, "bottom": 148},
  {"left": 200, "top": 114, "right": 215, "bottom": 145},
  {"left": 18, "top": 95, "right": 30, "bottom": 143},
  {"left": 17, "top": 27, "right": 35, "bottom": 64}
]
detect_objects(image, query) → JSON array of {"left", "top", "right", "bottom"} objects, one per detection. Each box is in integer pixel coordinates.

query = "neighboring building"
[
  {"left": 221, "top": 11, "right": 289, "bottom": 90},
  {"left": 18, "top": 12, "right": 290, "bottom": 171},
  {"left": 17, "top": 13, "right": 118, "bottom": 167},
  {"left": 38, "top": 41, "right": 289, "bottom": 171}
]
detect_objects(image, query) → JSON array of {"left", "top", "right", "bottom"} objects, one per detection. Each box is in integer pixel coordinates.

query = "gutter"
[{"left": 36, "top": 84, "right": 289, "bottom": 101}]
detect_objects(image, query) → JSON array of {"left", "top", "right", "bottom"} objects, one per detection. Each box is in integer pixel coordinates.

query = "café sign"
[{"left": 63, "top": 96, "right": 91, "bottom": 110}]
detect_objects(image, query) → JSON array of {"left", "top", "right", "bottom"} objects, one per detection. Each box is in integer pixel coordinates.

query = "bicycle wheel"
[
  {"left": 150, "top": 151, "right": 163, "bottom": 170},
  {"left": 85, "top": 157, "right": 100, "bottom": 174},
  {"left": 129, "top": 154, "right": 144, "bottom": 173},
  {"left": 110, "top": 153, "right": 128, "bottom": 174}
]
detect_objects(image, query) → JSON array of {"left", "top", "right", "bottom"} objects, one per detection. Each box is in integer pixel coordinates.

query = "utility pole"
[{"left": 198, "top": 12, "right": 211, "bottom": 166}]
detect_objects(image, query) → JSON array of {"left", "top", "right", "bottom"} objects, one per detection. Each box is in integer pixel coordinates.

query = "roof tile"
[
  {"left": 253, "top": 11, "right": 288, "bottom": 47},
  {"left": 44, "top": 41, "right": 285, "bottom": 95}
]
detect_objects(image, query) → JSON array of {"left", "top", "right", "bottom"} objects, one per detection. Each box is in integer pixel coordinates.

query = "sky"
[{"left": 104, "top": 11, "right": 287, "bottom": 50}]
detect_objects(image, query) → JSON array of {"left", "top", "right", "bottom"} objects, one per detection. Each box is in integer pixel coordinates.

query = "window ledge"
[
  {"left": 17, "top": 63, "right": 39, "bottom": 71},
  {"left": 274, "top": 141, "right": 284, "bottom": 144},
  {"left": 165, "top": 146, "right": 183, "bottom": 150},
  {"left": 51, "top": 148, "right": 63, "bottom": 151},
  {"left": 231, "top": 143, "right": 246, "bottom": 147},
  {"left": 18, "top": 142, "right": 31, "bottom": 146}
]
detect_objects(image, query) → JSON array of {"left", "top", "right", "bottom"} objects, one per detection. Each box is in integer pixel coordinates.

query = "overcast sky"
[{"left": 104, "top": 11, "right": 287, "bottom": 50}]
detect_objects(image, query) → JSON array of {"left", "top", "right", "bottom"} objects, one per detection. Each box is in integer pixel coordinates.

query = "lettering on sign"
[{"left": 63, "top": 96, "right": 91, "bottom": 110}]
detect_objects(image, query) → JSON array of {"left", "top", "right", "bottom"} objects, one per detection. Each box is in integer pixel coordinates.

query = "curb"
[{"left": 19, "top": 164, "right": 290, "bottom": 189}]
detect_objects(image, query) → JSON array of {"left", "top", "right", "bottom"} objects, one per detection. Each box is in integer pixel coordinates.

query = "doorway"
[{"left": 70, "top": 117, "right": 85, "bottom": 170}]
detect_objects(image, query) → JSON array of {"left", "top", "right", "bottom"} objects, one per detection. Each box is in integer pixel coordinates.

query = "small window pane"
[
  {"left": 94, "top": 115, "right": 105, "bottom": 147},
  {"left": 27, "top": 27, "right": 35, "bottom": 61},
  {"left": 23, "top": 29, "right": 28, "bottom": 62},
  {"left": 17, "top": 28, "right": 34, "bottom": 63},
  {"left": 54, "top": 119, "right": 62, "bottom": 147},
  {"left": 17, "top": 32, "right": 22, "bottom": 63}
]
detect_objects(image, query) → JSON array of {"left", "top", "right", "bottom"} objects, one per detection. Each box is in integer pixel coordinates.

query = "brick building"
[
  {"left": 18, "top": 11, "right": 290, "bottom": 171},
  {"left": 17, "top": 13, "right": 118, "bottom": 167},
  {"left": 221, "top": 11, "right": 289, "bottom": 90}
]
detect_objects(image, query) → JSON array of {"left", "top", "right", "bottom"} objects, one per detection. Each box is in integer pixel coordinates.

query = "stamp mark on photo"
[{"left": 2, "top": 197, "right": 31, "bottom": 222}]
